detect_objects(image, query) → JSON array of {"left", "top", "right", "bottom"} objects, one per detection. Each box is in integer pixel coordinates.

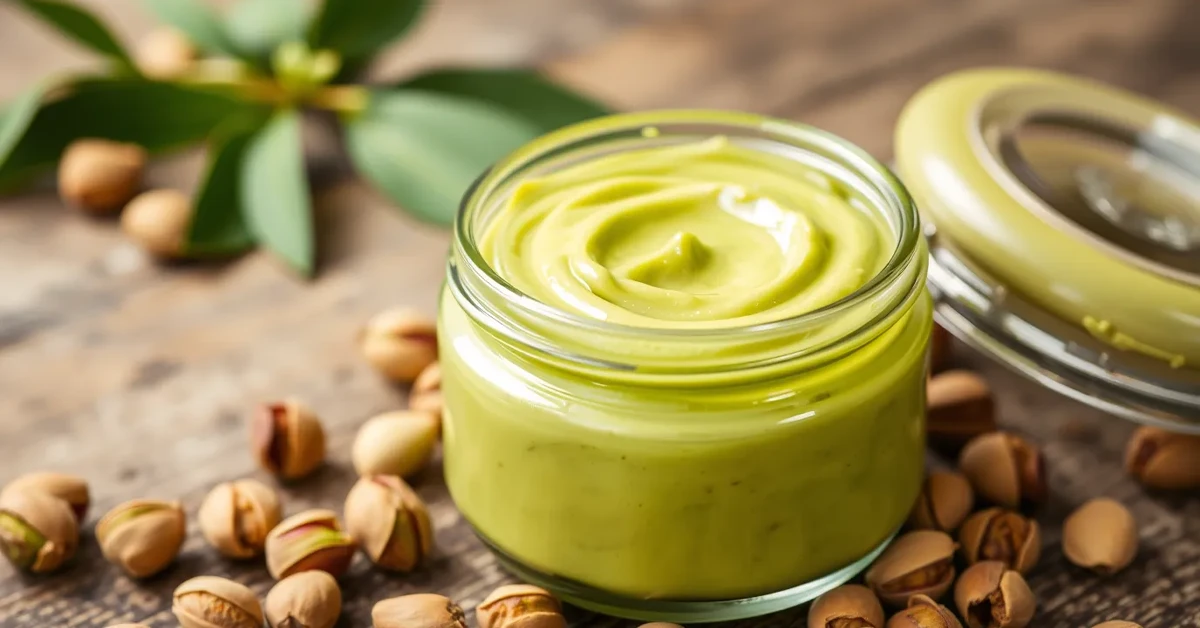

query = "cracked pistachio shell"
[
  {"left": 959, "top": 432, "right": 1046, "bottom": 509},
  {"left": 907, "top": 471, "right": 974, "bottom": 532},
  {"left": 926, "top": 371, "right": 996, "bottom": 453},
  {"left": 1062, "top": 498, "right": 1137, "bottom": 574},
  {"left": 808, "top": 584, "right": 886, "bottom": 628},
  {"left": 360, "top": 308, "right": 438, "bottom": 382},
  {"left": 351, "top": 410, "right": 439, "bottom": 478},
  {"left": 477, "top": 584, "right": 566, "bottom": 628},
  {"left": 1092, "top": 622, "right": 1143, "bottom": 628},
  {"left": 866, "top": 531, "right": 957, "bottom": 607},
  {"left": 372, "top": 593, "right": 467, "bottom": 628},
  {"left": 344, "top": 475, "right": 433, "bottom": 572},
  {"left": 173, "top": 575, "right": 264, "bottom": 628},
  {"left": 953, "top": 562, "right": 1035, "bottom": 628},
  {"left": 887, "top": 595, "right": 963, "bottom": 628},
  {"left": 252, "top": 400, "right": 326, "bottom": 480},
  {"left": 409, "top": 362, "right": 443, "bottom": 425},
  {"left": 96, "top": 499, "right": 186, "bottom": 578},
  {"left": 0, "top": 487, "right": 79, "bottom": 573},
  {"left": 1124, "top": 427, "right": 1200, "bottom": 490},
  {"left": 58, "top": 139, "right": 146, "bottom": 214},
  {"left": 199, "top": 479, "right": 282, "bottom": 559},
  {"left": 265, "top": 570, "right": 342, "bottom": 628},
  {"left": 265, "top": 509, "right": 356, "bottom": 580},
  {"left": 958, "top": 508, "right": 1040, "bottom": 574},
  {"left": 1, "top": 472, "right": 90, "bottom": 522}
]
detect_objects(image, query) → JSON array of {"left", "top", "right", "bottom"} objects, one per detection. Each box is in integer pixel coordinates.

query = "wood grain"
[{"left": 2, "top": 0, "right": 1199, "bottom": 626}]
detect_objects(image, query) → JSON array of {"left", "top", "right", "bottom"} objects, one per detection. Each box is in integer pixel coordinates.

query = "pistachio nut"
[
  {"left": 0, "top": 471, "right": 90, "bottom": 521},
  {"left": 121, "top": 189, "right": 193, "bottom": 258},
  {"left": 865, "top": 530, "right": 957, "bottom": 607},
  {"left": 265, "top": 509, "right": 356, "bottom": 580},
  {"left": 351, "top": 410, "right": 439, "bottom": 478},
  {"left": 953, "top": 561, "right": 1035, "bottom": 628},
  {"left": 252, "top": 400, "right": 327, "bottom": 480},
  {"left": 1092, "top": 622, "right": 1143, "bottom": 628},
  {"left": 58, "top": 138, "right": 146, "bottom": 214},
  {"left": 198, "top": 478, "right": 282, "bottom": 559},
  {"left": 359, "top": 308, "right": 438, "bottom": 382},
  {"left": 886, "top": 595, "right": 963, "bottom": 628},
  {"left": 958, "top": 432, "right": 1046, "bottom": 509},
  {"left": 1124, "top": 426, "right": 1200, "bottom": 490},
  {"left": 410, "top": 362, "right": 444, "bottom": 424},
  {"left": 265, "top": 570, "right": 342, "bottom": 628},
  {"left": 96, "top": 499, "right": 186, "bottom": 578},
  {"left": 1062, "top": 498, "right": 1137, "bottom": 574},
  {"left": 172, "top": 575, "right": 264, "bottom": 628},
  {"left": 907, "top": 471, "right": 974, "bottom": 533},
  {"left": 929, "top": 324, "right": 952, "bottom": 373},
  {"left": 477, "top": 584, "right": 567, "bottom": 628},
  {"left": 958, "top": 508, "right": 1040, "bottom": 574},
  {"left": 372, "top": 593, "right": 467, "bottom": 628},
  {"left": 344, "top": 475, "right": 433, "bottom": 572},
  {"left": 135, "top": 28, "right": 197, "bottom": 79},
  {"left": 926, "top": 371, "right": 996, "bottom": 452},
  {"left": 808, "top": 584, "right": 886, "bottom": 628},
  {"left": 0, "top": 487, "right": 79, "bottom": 573}
]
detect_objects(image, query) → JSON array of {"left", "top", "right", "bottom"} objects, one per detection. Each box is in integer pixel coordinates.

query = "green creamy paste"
[{"left": 441, "top": 135, "right": 929, "bottom": 600}]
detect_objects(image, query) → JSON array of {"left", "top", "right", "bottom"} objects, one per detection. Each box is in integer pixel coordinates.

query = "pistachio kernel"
[
  {"left": 359, "top": 308, "right": 438, "bottom": 383},
  {"left": 198, "top": 478, "right": 282, "bottom": 559},
  {"left": 953, "top": 561, "right": 1035, "bottom": 628},
  {"left": 57, "top": 138, "right": 146, "bottom": 214},
  {"left": 264, "top": 509, "right": 356, "bottom": 580},
  {"left": 172, "top": 575, "right": 265, "bottom": 628},
  {"left": 344, "top": 475, "right": 434, "bottom": 572},
  {"left": 1124, "top": 427, "right": 1200, "bottom": 490},
  {"left": 372, "top": 593, "right": 467, "bottom": 628},
  {"left": 808, "top": 584, "right": 886, "bottom": 628},
  {"left": 0, "top": 472, "right": 90, "bottom": 521},
  {"left": 959, "top": 432, "right": 1046, "bottom": 509},
  {"left": 886, "top": 595, "right": 963, "bottom": 628},
  {"left": 351, "top": 410, "right": 439, "bottom": 478},
  {"left": 1062, "top": 498, "right": 1138, "bottom": 574},
  {"left": 265, "top": 570, "right": 342, "bottom": 628},
  {"left": 926, "top": 371, "right": 996, "bottom": 454},
  {"left": 251, "top": 400, "right": 327, "bottom": 480},
  {"left": 477, "top": 584, "right": 566, "bottom": 628},
  {"left": 865, "top": 530, "right": 957, "bottom": 607},
  {"left": 907, "top": 471, "right": 974, "bottom": 532},
  {"left": 958, "top": 508, "right": 1040, "bottom": 574},
  {"left": 96, "top": 499, "right": 186, "bottom": 578},
  {"left": 0, "top": 488, "right": 78, "bottom": 573}
]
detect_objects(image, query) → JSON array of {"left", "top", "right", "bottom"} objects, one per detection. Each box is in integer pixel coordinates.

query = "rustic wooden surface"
[{"left": 2, "top": 0, "right": 1199, "bottom": 626}]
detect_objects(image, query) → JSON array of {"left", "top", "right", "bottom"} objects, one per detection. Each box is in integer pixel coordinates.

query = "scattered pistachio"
[
  {"left": 0, "top": 471, "right": 90, "bottom": 521},
  {"left": 135, "top": 27, "right": 197, "bottom": 79},
  {"left": 1092, "top": 622, "right": 1143, "bottom": 628},
  {"left": 958, "top": 432, "right": 1046, "bottom": 509},
  {"left": 352, "top": 410, "right": 440, "bottom": 478},
  {"left": 1124, "top": 426, "right": 1200, "bottom": 490},
  {"left": 265, "top": 509, "right": 357, "bottom": 580},
  {"left": 477, "top": 584, "right": 566, "bottom": 628},
  {"left": 96, "top": 499, "right": 186, "bottom": 578},
  {"left": 58, "top": 138, "right": 146, "bottom": 214},
  {"left": 958, "top": 508, "right": 1040, "bottom": 574},
  {"left": 930, "top": 324, "right": 952, "bottom": 373},
  {"left": 251, "top": 400, "right": 327, "bottom": 480},
  {"left": 198, "top": 478, "right": 282, "bottom": 559},
  {"left": 410, "top": 362, "right": 444, "bottom": 424},
  {"left": 0, "top": 487, "right": 78, "bottom": 573},
  {"left": 926, "top": 371, "right": 996, "bottom": 453},
  {"left": 372, "top": 593, "right": 467, "bottom": 628},
  {"left": 886, "top": 594, "right": 963, "bottom": 628},
  {"left": 344, "top": 475, "right": 433, "bottom": 572},
  {"left": 1062, "top": 498, "right": 1137, "bottom": 574},
  {"left": 265, "top": 570, "right": 342, "bottom": 628},
  {"left": 865, "top": 530, "right": 957, "bottom": 607},
  {"left": 907, "top": 471, "right": 974, "bottom": 532},
  {"left": 173, "top": 575, "right": 264, "bottom": 628},
  {"left": 120, "top": 189, "right": 193, "bottom": 258},
  {"left": 808, "top": 584, "right": 886, "bottom": 628},
  {"left": 953, "top": 561, "right": 1035, "bottom": 628},
  {"left": 359, "top": 308, "right": 438, "bottom": 382}
]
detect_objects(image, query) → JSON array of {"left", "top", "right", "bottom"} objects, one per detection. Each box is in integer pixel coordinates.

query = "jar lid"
[{"left": 895, "top": 68, "right": 1200, "bottom": 432}]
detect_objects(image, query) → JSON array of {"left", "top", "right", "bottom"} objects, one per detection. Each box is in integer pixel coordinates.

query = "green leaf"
[
  {"left": 240, "top": 109, "right": 313, "bottom": 274},
  {"left": 401, "top": 68, "right": 609, "bottom": 133},
  {"left": 225, "top": 0, "right": 310, "bottom": 62},
  {"left": 345, "top": 89, "right": 541, "bottom": 225},
  {"left": 17, "top": 0, "right": 138, "bottom": 73},
  {"left": 186, "top": 126, "right": 263, "bottom": 256},
  {"left": 309, "top": 0, "right": 424, "bottom": 62},
  {"left": 0, "top": 82, "right": 52, "bottom": 173},
  {"left": 0, "top": 78, "right": 261, "bottom": 191},
  {"left": 142, "top": 0, "right": 239, "bottom": 57}
]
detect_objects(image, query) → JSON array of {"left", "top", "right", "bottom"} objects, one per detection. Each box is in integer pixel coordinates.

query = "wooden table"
[{"left": 2, "top": 0, "right": 1198, "bottom": 626}]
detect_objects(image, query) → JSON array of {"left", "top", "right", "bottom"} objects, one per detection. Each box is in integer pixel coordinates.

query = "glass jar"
[{"left": 440, "top": 111, "right": 931, "bottom": 622}]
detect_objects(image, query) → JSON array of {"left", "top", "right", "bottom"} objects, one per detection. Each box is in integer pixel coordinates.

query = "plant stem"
[{"left": 305, "top": 85, "right": 368, "bottom": 115}]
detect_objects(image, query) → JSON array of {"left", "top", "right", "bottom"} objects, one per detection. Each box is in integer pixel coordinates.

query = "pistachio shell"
[
  {"left": 953, "top": 562, "right": 1035, "bottom": 628},
  {"left": 865, "top": 530, "right": 957, "bottom": 607},
  {"left": 344, "top": 475, "right": 433, "bottom": 572},
  {"left": 886, "top": 595, "right": 964, "bottom": 628},
  {"left": 199, "top": 479, "right": 282, "bottom": 559},
  {"left": 251, "top": 400, "right": 326, "bottom": 480},
  {"left": 1124, "top": 427, "right": 1200, "bottom": 490},
  {"left": 958, "top": 508, "right": 1040, "bottom": 574},
  {"left": 0, "top": 488, "right": 78, "bottom": 573},
  {"left": 57, "top": 139, "right": 146, "bottom": 214},
  {"left": 121, "top": 189, "right": 193, "bottom": 258},
  {"left": 265, "top": 570, "right": 342, "bottom": 628},
  {"left": 927, "top": 371, "right": 996, "bottom": 452},
  {"left": 808, "top": 584, "right": 886, "bottom": 628},
  {"left": 351, "top": 411, "right": 439, "bottom": 478},
  {"left": 173, "top": 575, "right": 264, "bottom": 628},
  {"left": 959, "top": 432, "right": 1045, "bottom": 509},
  {"left": 1062, "top": 498, "right": 1137, "bottom": 574},
  {"left": 360, "top": 308, "right": 438, "bottom": 382},
  {"left": 477, "top": 585, "right": 566, "bottom": 628},
  {"left": 96, "top": 499, "right": 186, "bottom": 578},
  {"left": 410, "top": 362, "right": 443, "bottom": 425},
  {"left": 0, "top": 471, "right": 90, "bottom": 521},
  {"left": 135, "top": 28, "right": 196, "bottom": 79},
  {"left": 1092, "top": 622, "right": 1143, "bottom": 628},
  {"left": 264, "top": 509, "right": 356, "bottom": 580},
  {"left": 907, "top": 471, "right": 974, "bottom": 532},
  {"left": 372, "top": 593, "right": 467, "bottom": 628}
]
